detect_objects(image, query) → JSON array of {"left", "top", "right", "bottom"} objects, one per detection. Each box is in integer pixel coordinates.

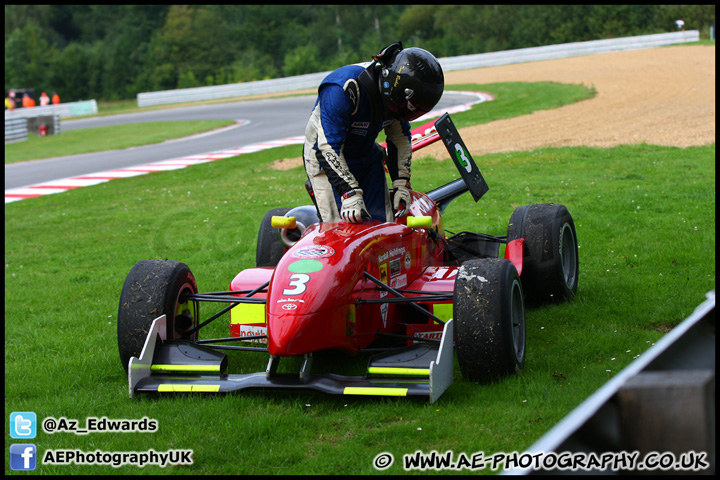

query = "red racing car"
[{"left": 118, "top": 113, "right": 579, "bottom": 402}]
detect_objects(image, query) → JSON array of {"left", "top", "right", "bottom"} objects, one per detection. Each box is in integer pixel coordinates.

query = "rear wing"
[
  {"left": 397, "top": 113, "right": 489, "bottom": 212},
  {"left": 382, "top": 112, "right": 489, "bottom": 210},
  {"left": 434, "top": 113, "right": 489, "bottom": 203}
]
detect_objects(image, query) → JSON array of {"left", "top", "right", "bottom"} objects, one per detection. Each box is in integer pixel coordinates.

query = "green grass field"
[{"left": 4, "top": 81, "right": 715, "bottom": 475}]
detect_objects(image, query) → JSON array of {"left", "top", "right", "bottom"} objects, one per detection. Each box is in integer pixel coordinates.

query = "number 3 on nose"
[{"left": 283, "top": 274, "right": 310, "bottom": 295}]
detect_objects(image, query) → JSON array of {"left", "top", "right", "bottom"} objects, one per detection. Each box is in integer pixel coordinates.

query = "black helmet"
[{"left": 376, "top": 45, "right": 444, "bottom": 122}]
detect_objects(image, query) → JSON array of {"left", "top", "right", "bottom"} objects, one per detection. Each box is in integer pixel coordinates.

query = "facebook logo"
[
  {"left": 10, "top": 411, "right": 37, "bottom": 439},
  {"left": 10, "top": 444, "right": 37, "bottom": 471}
]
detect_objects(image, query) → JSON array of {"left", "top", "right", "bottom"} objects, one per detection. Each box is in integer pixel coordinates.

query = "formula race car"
[{"left": 118, "top": 113, "right": 579, "bottom": 402}]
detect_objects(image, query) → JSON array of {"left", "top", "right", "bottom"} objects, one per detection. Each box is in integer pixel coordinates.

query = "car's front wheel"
[
  {"left": 454, "top": 258, "right": 526, "bottom": 382},
  {"left": 117, "top": 260, "right": 198, "bottom": 372}
]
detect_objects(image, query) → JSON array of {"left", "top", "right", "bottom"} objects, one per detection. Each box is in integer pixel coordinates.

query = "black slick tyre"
[
  {"left": 507, "top": 203, "right": 579, "bottom": 303},
  {"left": 256, "top": 207, "right": 291, "bottom": 267},
  {"left": 117, "top": 260, "right": 199, "bottom": 372},
  {"left": 454, "top": 258, "right": 526, "bottom": 382}
]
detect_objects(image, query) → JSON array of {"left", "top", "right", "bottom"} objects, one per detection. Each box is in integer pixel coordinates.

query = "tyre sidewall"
[
  {"left": 117, "top": 260, "right": 198, "bottom": 371},
  {"left": 256, "top": 207, "right": 291, "bottom": 267},
  {"left": 454, "top": 258, "right": 525, "bottom": 382},
  {"left": 508, "top": 203, "right": 578, "bottom": 303}
]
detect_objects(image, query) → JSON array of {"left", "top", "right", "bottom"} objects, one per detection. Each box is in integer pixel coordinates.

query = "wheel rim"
[
  {"left": 559, "top": 223, "right": 577, "bottom": 289},
  {"left": 510, "top": 278, "right": 525, "bottom": 362},
  {"left": 174, "top": 283, "right": 198, "bottom": 338}
]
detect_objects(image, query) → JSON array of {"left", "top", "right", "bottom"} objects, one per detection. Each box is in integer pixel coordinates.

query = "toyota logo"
[{"left": 282, "top": 303, "right": 298, "bottom": 311}]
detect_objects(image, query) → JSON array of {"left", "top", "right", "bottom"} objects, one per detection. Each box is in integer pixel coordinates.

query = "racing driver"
[{"left": 303, "top": 41, "right": 444, "bottom": 223}]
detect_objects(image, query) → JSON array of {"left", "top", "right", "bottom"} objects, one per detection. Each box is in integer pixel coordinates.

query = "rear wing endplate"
[{"left": 434, "top": 113, "right": 489, "bottom": 202}]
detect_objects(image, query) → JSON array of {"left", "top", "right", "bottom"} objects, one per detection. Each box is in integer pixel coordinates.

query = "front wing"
[{"left": 128, "top": 314, "right": 454, "bottom": 403}]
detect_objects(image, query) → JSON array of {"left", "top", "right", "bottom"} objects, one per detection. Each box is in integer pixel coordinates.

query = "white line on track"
[{"left": 5, "top": 92, "right": 491, "bottom": 204}]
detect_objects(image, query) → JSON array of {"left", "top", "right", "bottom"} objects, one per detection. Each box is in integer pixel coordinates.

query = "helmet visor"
[{"left": 385, "top": 92, "right": 436, "bottom": 122}]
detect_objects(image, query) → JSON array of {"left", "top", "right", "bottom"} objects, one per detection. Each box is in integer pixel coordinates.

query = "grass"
[
  {"left": 4, "top": 142, "right": 714, "bottom": 475},
  {"left": 4, "top": 120, "right": 236, "bottom": 164},
  {"left": 4, "top": 80, "right": 715, "bottom": 475}
]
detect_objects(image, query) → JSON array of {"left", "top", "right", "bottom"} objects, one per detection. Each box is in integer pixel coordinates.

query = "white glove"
[
  {"left": 340, "top": 189, "right": 370, "bottom": 223},
  {"left": 392, "top": 179, "right": 411, "bottom": 218}
]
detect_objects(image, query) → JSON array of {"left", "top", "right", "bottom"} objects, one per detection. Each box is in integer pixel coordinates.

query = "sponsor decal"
[
  {"left": 389, "top": 258, "right": 402, "bottom": 277},
  {"left": 406, "top": 324, "right": 445, "bottom": 344},
  {"left": 405, "top": 252, "right": 412, "bottom": 269},
  {"left": 378, "top": 247, "right": 406, "bottom": 263},
  {"left": 413, "top": 331, "right": 443, "bottom": 341},
  {"left": 236, "top": 325, "right": 268, "bottom": 343},
  {"left": 288, "top": 259, "right": 323, "bottom": 273},
  {"left": 277, "top": 297, "right": 303, "bottom": 310},
  {"left": 379, "top": 263, "right": 388, "bottom": 284},
  {"left": 292, "top": 245, "right": 334, "bottom": 258},
  {"left": 390, "top": 274, "right": 407, "bottom": 289},
  {"left": 344, "top": 79, "right": 359, "bottom": 113},
  {"left": 351, "top": 122, "right": 370, "bottom": 129},
  {"left": 415, "top": 331, "right": 442, "bottom": 340},
  {"left": 324, "top": 151, "right": 342, "bottom": 169}
]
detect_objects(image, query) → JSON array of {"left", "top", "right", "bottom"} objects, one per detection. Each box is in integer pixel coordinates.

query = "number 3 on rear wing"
[{"left": 435, "top": 113, "right": 489, "bottom": 203}]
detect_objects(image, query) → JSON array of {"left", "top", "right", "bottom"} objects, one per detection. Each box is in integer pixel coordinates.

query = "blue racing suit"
[{"left": 303, "top": 64, "right": 413, "bottom": 222}]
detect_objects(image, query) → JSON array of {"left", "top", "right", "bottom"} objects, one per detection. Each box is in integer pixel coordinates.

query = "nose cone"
[
  {"left": 267, "top": 311, "right": 313, "bottom": 356},
  {"left": 267, "top": 305, "right": 357, "bottom": 357}
]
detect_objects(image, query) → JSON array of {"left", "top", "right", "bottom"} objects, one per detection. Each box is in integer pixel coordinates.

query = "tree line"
[{"left": 4, "top": 5, "right": 715, "bottom": 103}]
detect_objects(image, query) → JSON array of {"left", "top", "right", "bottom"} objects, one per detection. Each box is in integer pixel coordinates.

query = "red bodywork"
[
  {"left": 127, "top": 113, "right": 530, "bottom": 401},
  {"left": 228, "top": 117, "right": 524, "bottom": 358},
  {"left": 230, "top": 190, "right": 452, "bottom": 357}
]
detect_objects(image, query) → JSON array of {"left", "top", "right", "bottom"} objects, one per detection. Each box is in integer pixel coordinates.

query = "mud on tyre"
[
  {"left": 454, "top": 258, "right": 526, "bottom": 382},
  {"left": 117, "top": 260, "right": 199, "bottom": 372}
]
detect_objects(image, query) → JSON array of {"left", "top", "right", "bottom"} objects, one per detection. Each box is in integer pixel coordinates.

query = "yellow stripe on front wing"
[
  {"left": 367, "top": 367, "right": 430, "bottom": 376},
  {"left": 157, "top": 384, "right": 220, "bottom": 393},
  {"left": 343, "top": 387, "right": 408, "bottom": 397},
  {"left": 151, "top": 364, "right": 221, "bottom": 373}
]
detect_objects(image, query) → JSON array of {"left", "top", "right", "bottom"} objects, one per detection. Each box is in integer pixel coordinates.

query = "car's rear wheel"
[
  {"left": 117, "top": 260, "right": 199, "bottom": 372},
  {"left": 256, "top": 207, "right": 291, "bottom": 267},
  {"left": 454, "top": 258, "right": 525, "bottom": 382},
  {"left": 507, "top": 203, "right": 578, "bottom": 303}
]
